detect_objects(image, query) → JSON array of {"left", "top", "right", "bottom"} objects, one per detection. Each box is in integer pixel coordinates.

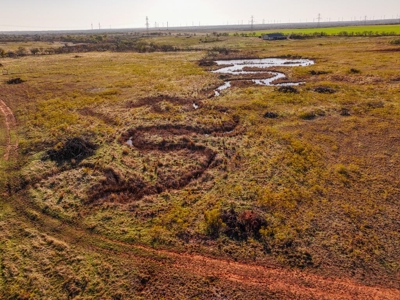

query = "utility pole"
[
  {"left": 146, "top": 16, "right": 149, "bottom": 35},
  {"left": 364, "top": 16, "right": 367, "bottom": 25},
  {"left": 91, "top": 23, "right": 93, "bottom": 30},
  {"left": 98, "top": 23, "right": 101, "bottom": 30}
]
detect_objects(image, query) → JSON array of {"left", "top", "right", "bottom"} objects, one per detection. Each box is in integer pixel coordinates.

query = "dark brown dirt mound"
[
  {"left": 276, "top": 86, "right": 298, "bottom": 93},
  {"left": 314, "top": 86, "right": 336, "bottom": 94},
  {"left": 6, "top": 78, "right": 24, "bottom": 85},
  {"left": 198, "top": 59, "right": 216, "bottom": 67},
  {"left": 263, "top": 112, "right": 279, "bottom": 119},
  {"left": 45, "top": 137, "right": 97, "bottom": 163}
]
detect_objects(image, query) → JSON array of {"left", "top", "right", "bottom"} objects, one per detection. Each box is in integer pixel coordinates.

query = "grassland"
[{"left": 0, "top": 33, "right": 400, "bottom": 298}]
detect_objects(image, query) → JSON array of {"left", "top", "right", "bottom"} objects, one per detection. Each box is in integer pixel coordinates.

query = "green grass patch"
[{"left": 255, "top": 24, "right": 400, "bottom": 36}]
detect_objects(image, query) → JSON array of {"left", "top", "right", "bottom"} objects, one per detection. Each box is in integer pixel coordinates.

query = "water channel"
[{"left": 212, "top": 58, "right": 314, "bottom": 95}]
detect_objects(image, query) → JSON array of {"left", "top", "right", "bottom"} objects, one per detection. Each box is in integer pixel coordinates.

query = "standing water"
[{"left": 212, "top": 58, "right": 314, "bottom": 94}]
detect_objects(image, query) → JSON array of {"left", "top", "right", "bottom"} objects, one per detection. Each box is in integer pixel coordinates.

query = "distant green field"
[{"left": 254, "top": 24, "right": 400, "bottom": 36}]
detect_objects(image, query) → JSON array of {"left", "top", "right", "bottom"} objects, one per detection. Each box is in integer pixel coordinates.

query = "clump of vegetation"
[
  {"left": 220, "top": 208, "right": 266, "bottom": 241},
  {"left": 203, "top": 209, "right": 224, "bottom": 237}
]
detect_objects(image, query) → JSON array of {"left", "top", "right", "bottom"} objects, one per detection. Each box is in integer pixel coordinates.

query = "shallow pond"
[{"left": 212, "top": 58, "right": 314, "bottom": 94}]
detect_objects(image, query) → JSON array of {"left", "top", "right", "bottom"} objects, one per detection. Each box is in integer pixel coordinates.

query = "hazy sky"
[{"left": 1, "top": 0, "right": 399, "bottom": 31}]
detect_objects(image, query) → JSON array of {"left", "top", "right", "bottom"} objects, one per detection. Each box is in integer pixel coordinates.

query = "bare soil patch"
[{"left": 0, "top": 99, "right": 17, "bottom": 160}]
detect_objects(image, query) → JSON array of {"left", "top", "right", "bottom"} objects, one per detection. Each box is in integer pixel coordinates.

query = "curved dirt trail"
[{"left": 0, "top": 99, "right": 17, "bottom": 160}]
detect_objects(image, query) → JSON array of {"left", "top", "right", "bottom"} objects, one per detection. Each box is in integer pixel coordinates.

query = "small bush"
[
  {"left": 389, "top": 39, "right": 400, "bottom": 45},
  {"left": 203, "top": 209, "right": 224, "bottom": 237},
  {"left": 220, "top": 208, "right": 267, "bottom": 241}
]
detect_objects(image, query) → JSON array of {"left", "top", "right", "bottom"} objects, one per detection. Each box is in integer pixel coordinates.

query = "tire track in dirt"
[
  {"left": 129, "top": 244, "right": 400, "bottom": 300},
  {"left": 0, "top": 99, "right": 17, "bottom": 161},
  {"left": 12, "top": 195, "right": 400, "bottom": 300}
]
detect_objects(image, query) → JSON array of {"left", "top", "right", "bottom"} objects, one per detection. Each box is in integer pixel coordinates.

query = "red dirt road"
[
  {"left": 0, "top": 99, "right": 17, "bottom": 160},
  {"left": 128, "top": 243, "right": 400, "bottom": 299}
]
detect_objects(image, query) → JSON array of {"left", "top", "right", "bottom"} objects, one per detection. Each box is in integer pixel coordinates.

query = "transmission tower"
[
  {"left": 317, "top": 13, "right": 321, "bottom": 27},
  {"left": 251, "top": 15, "right": 254, "bottom": 30},
  {"left": 146, "top": 16, "right": 149, "bottom": 35}
]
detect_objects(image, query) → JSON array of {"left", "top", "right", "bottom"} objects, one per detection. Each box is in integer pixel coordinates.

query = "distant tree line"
[{"left": 0, "top": 32, "right": 209, "bottom": 57}]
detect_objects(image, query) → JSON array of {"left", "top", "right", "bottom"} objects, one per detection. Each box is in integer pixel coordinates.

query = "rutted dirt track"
[
  {"left": 0, "top": 99, "right": 17, "bottom": 160},
  {"left": 13, "top": 180, "right": 400, "bottom": 299},
  {"left": 4, "top": 100, "right": 400, "bottom": 299}
]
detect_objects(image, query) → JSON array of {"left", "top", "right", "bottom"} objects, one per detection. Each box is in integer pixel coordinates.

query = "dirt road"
[
  {"left": 13, "top": 196, "right": 400, "bottom": 300},
  {"left": 0, "top": 99, "right": 17, "bottom": 160}
]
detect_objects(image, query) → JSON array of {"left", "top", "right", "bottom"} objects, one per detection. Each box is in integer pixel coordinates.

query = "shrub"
[{"left": 203, "top": 209, "right": 224, "bottom": 237}]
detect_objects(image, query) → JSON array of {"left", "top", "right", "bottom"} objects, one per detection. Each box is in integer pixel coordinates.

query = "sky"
[{"left": 0, "top": 0, "right": 399, "bottom": 31}]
